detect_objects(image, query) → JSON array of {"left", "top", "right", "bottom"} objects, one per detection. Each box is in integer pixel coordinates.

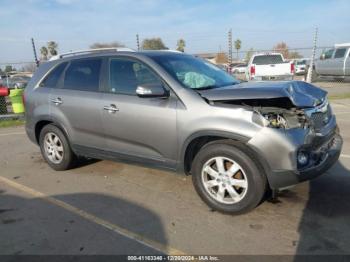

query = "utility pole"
[
  {"left": 31, "top": 38, "right": 39, "bottom": 67},
  {"left": 136, "top": 34, "right": 140, "bottom": 51},
  {"left": 228, "top": 29, "right": 233, "bottom": 65},
  {"left": 306, "top": 27, "right": 318, "bottom": 83}
]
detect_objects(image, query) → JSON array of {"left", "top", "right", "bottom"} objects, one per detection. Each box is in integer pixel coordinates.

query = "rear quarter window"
[{"left": 40, "top": 62, "right": 68, "bottom": 88}]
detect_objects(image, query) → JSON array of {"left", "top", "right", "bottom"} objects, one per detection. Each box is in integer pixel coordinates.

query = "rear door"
[
  {"left": 317, "top": 49, "right": 334, "bottom": 75},
  {"left": 331, "top": 48, "right": 347, "bottom": 75},
  {"left": 50, "top": 58, "right": 106, "bottom": 150},
  {"left": 100, "top": 56, "right": 178, "bottom": 168},
  {"left": 346, "top": 49, "right": 350, "bottom": 76}
]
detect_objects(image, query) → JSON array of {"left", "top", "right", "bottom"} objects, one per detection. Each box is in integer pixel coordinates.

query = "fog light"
[{"left": 297, "top": 152, "right": 309, "bottom": 166}]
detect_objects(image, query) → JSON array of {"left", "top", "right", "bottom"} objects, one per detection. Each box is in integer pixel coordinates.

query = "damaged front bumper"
[
  {"left": 247, "top": 114, "right": 343, "bottom": 190},
  {"left": 267, "top": 132, "right": 342, "bottom": 189}
]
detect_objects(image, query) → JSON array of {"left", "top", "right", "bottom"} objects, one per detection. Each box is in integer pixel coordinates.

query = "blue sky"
[{"left": 0, "top": 0, "right": 349, "bottom": 64}]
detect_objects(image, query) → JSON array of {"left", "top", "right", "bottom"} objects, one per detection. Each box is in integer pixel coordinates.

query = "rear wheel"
[
  {"left": 191, "top": 141, "right": 266, "bottom": 214},
  {"left": 39, "top": 124, "right": 77, "bottom": 171}
]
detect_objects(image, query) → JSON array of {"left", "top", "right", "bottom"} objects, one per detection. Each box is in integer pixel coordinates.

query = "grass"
[
  {"left": 328, "top": 93, "right": 350, "bottom": 101},
  {"left": 0, "top": 119, "right": 25, "bottom": 128}
]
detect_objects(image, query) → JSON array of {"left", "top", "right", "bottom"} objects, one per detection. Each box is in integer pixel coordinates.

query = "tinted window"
[
  {"left": 252, "top": 55, "right": 284, "bottom": 65},
  {"left": 334, "top": 48, "right": 346, "bottom": 59},
  {"left": 63, "top": 59, "right": 102, "bottom": 92},
  {"left": 40, "top": 62, "right": 67, "bottom": 88},
  {"left": 109, "top": 58, "right": 162, "bottom": 95}
]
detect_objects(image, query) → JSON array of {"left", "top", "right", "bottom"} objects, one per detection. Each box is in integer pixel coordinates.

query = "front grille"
[{"left": 311, "top": 105, "right": 331, "bottom": 130}]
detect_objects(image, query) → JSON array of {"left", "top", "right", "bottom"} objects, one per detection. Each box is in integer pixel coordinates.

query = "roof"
[
  {"left": 48, "top": 48, "right": 188, "bottom": 62},
  {"left": 335, "top": 43, "right": 350, "bottom": 48}
]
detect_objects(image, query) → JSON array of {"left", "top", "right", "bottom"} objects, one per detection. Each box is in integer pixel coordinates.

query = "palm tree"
[
  {"left": 176, "top": 39, "right": 186, "bottom": 52},
  {"left": 234, "top": 39, "right": 242, "bottom": 60},
  {"left": 40, "top": 46, "right": 48, "bottom": 61},
  {"left": 47, "top": 41, "right": 58, "bottom": 56}
]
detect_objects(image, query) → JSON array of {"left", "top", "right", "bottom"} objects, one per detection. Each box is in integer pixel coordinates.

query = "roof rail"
[{"left": 49, "top": 47, "right": 135, "bottom": 61}]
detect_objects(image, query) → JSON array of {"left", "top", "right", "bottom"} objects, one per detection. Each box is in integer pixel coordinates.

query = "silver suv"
[{"left": 25, "top": 49, "right": 342, "bottom": 214}]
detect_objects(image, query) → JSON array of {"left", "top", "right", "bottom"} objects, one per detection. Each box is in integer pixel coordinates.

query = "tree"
[
  {"left": 142, "top": 38, "right": 168, "bottom": 50},
  {"left": 273, "top": 42, "right": 302, "bottom": 59},
  {"left": 215, "top": 52, "right": 228, "bottom": 64},
  {"left": 245, "top": 48, "right": 254, "bottom": 62},
  {"left": 90, "top": 41, "right": 125, "bottom": 49},
  {"left": 5, "top": 65, "right": 13, "bottom": 73},
  {"left": 40, "top": 46, "right": 48, "bottom": 61},
  {"left": 20, "top": 63, "right": 37, "bottom": 73},
  {"left": 47, "top": 41, "right": 58, "bottom": 56},
  {"left": 288, "top": 51, "right": 302, "bottom": 59},
  {"left": 273, "top": 42, "right": 289, "bottom": 58},
  {"left": 234, "top": 39, "right": 242, "bottom": 60},
  {"left": 176, "top": 39, "right": 186, "bottom": 52}
]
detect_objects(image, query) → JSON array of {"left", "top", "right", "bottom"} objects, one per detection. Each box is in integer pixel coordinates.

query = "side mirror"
[
  {"left": 320, "top": 53, "right": 325, "bottom": 60},
  {"left": 136, "top": 84, "right": 169, "bottom": 98}
]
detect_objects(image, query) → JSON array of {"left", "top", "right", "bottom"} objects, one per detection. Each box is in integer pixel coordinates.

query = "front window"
[
  {"left": 150, "top": 54, "right": 238, "bottom": 90},
  {"left": 324, "top": 49, "right": 334, "bottom": 59}
]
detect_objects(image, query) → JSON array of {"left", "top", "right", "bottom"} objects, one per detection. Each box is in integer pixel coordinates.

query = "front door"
[{"left": 101, "top": 57, "right": 178, "bottom": 169}]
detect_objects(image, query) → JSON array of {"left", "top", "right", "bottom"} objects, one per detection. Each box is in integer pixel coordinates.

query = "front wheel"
[{"left": 191, "top": 141, "right": 267, "bottom": 214}]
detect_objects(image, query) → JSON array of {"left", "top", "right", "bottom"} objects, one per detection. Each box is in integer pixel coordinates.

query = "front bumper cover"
[{"left": 267, "top": 133, "right": 343, "bottom": 189}]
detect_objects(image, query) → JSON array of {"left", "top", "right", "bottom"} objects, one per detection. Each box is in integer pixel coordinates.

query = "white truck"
[
  {"left": 246, "top": 53, "right": 294, "bottom": 81},
  {"left": 314, "top": 43, "right": 350, "bottom": 80}
]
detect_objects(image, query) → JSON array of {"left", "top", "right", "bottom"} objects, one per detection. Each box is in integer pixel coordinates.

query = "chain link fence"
[{"left": 0, "top": 66, "right": 32, "bottom": 121}]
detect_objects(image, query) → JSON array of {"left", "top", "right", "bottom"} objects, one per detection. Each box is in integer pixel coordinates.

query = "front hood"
[{"left": 197, "top": 81, "right": 327, "bottom": 108}]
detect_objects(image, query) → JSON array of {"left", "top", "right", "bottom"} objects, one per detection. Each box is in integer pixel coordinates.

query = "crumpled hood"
[{"left": 197, "top": 81, "right": 327, "bottom": 108}]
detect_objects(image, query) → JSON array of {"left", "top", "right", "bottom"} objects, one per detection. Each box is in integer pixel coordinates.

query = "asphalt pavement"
[{"left": 0, "top": 99, "right": 350, "bottom": 256}]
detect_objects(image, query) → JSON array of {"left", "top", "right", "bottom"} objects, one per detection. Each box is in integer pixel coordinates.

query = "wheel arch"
[
  {"left": 179, "top": 130, "right": 249, "bottom": 175},
  {"left": 34, "top": 118, "right": 71, "bottom": 145}
]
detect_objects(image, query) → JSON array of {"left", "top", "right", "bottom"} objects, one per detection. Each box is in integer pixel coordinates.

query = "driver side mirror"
[
  {"left": 136, "top": 84, "right": 169, "bottom": 98},
  {"left": 320, "top": 53, "right": 326, "bottom": 60}
]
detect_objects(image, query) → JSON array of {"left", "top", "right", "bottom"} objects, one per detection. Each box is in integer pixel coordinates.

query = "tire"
[
  {"left": 191, "top": 141, "right": 266, "bottom": 214},
  {"left": 39, "top": 124, "right": 77, "bottom": 171}
]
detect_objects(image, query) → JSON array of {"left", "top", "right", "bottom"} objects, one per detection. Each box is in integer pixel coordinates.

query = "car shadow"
[
  {"left": 295, "top": 160, "right": 350, "bottom": 258},
  {"left": 0, "top": 191, "right": 167, "bottom": 255}
]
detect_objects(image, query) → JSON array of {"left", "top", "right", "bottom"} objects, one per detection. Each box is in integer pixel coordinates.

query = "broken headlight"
[{"left": 252, "top": 108, "right": 307, "bottom": 129}]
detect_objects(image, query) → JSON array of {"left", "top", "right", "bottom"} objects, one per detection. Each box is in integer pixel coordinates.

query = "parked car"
[
  {"left": 246, "top": 53, "right": 295, "bottom": 81},
  {"left": 294, "top": 59, "right": 310, "bottom": 75},
  {"left": 231, "top": 64, "right": 247, "bottom": 74},
  {"left": 314, "top": 43, "right": 350, "bottom": 79},
  {"left": 25, "top": 49, "right": 342, "bottom": 214}
]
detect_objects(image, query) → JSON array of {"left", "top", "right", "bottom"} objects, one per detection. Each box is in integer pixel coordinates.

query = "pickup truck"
[
  {"left": 314, "top": 43, "right": 350, "bottom": 79},
  {"left": 246, "top": 53, "right": 294, "bottom": 81}
]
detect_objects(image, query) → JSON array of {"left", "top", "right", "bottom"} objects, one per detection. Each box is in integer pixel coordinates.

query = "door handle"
[
  {"left": 103, "top": 104, "right": 119, "bottom": 113},
  {"left": 51, "top": 97, "right": 63, "bottom": 105}
]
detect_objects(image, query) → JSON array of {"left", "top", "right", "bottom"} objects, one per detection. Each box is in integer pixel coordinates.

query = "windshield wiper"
[{"left": 194, "top": 85, "right": 219, "bottom": 90}]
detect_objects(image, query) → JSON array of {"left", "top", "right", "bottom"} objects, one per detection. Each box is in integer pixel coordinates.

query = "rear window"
[
  {"left": 40, "top": 62, "right": 67, "bottom": 88},
  {"left": 63, "top": 59, "right": 102, "bottom": 92},
  {"left": 252, "top": 55, "right": 283, "bottom": 65}
]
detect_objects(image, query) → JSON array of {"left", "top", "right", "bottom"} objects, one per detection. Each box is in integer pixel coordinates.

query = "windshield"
[
  {"left": 252, "top": 55, "right": 283, "bottom": 65},
  {"left": 149, "top": 53, "right": 239, "bottom": 90}
]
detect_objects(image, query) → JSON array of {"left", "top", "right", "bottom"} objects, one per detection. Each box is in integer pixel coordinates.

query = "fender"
[{"left": 177, "top": 130, "right": 250, "bottom": 173}]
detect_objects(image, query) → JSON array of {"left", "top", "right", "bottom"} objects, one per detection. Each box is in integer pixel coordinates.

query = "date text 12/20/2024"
[{"left": 127, "top": 256, "right": 219, "bottom": 261}]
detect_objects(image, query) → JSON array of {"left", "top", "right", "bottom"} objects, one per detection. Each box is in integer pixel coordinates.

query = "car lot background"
[{"left": 0, "top": 97, "right": 349, "bottom": 255}]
